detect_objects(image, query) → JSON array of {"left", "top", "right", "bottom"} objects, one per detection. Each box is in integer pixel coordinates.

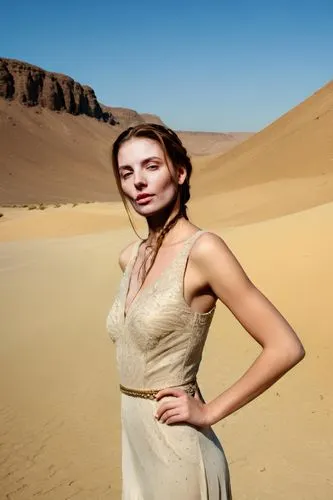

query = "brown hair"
[{"left": 111, "top": 123, "right": 193, "bottom": 285}]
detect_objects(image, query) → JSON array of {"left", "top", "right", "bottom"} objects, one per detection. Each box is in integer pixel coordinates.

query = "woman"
[{"left": 106, "top": 123, "right": 305, "bottom": 499}]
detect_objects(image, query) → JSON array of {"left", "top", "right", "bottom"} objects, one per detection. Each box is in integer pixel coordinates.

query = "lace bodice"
[{"left": 106, "top": 230, "right": 216, "bottom": 389}]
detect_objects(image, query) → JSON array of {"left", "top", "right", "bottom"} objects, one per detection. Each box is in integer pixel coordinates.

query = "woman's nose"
[{"left": 133, "top": 171, "right": 147, "bottom": 188}]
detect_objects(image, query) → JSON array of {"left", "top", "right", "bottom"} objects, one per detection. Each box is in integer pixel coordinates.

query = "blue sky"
[{"left": 1, "top": 0, "right": 332, "bottom": 131}]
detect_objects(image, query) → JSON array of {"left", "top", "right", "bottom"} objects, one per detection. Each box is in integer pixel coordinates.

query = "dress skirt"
[{"left": 121, "top": 394, "right": 232, "bottom": 500}]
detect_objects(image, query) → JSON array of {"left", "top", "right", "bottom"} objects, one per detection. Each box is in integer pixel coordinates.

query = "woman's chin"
[{"left": 133, "top": 204, "right": 158, "bottom": 217}]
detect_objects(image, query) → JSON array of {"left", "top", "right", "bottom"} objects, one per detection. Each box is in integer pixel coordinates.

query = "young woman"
[{"left": 106, "top": 124, "right": 305, "bottom": 499}]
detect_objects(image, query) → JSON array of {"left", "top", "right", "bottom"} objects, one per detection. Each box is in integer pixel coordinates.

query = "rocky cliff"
[
  {"left": 101, "top": 106, "right": 166, "bottom": 128},
  {"left": 0, "top": 58, "right": 117, "bottom": 124}
]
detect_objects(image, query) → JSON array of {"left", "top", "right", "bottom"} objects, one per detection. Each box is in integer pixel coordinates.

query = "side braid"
[{"left": 137, "top": 209, "right": 184, "bottom": 286}]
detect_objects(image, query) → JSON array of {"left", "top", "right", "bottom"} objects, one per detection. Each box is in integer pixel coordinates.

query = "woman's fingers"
[
  {"left": 159, "top": 408, "right": 181, "bottom": 424},
  {"left": 164, "top": 413, "right": 183, "bottom": 425},
  {"left": 154, "top": 399, "right": 181, "bottom": 420},
  {"left": 155, "top": 387, "right": 185, "bottom": 400}
]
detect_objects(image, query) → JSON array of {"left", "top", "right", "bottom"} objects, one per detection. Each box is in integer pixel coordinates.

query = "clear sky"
[{"left": 1, "top": 0, "right": 332, "bottom": 132}]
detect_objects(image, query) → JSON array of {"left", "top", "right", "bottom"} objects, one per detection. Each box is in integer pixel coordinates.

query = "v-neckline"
[{"left": 122, "top": 230, "right": 202, "bottom": 323}]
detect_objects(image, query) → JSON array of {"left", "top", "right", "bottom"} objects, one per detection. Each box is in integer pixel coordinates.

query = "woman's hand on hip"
[{"left": 154, "top": 387, "right": 210, "bottom": 427}]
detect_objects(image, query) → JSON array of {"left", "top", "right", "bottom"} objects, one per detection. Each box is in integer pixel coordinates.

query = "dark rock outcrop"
[
  {"left": 0, "top": 57, "right": 118, "bottom": 124},
  {"left": 103, "top": 106, "right": 166, "bottom": 128},
  {"left": 101, "top": 105, "right": 145, "bottom": 127}
]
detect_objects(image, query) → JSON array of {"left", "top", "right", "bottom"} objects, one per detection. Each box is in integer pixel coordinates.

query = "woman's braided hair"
[{"left": 111, "top": 123, "right": 193, "bottom": 285}]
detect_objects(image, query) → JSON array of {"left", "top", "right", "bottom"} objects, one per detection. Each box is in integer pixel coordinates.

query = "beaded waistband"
[{"left": 119, "top": 379, "right": 198, "bottom": 400}]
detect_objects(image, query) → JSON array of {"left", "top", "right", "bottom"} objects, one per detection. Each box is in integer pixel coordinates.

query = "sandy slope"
[
  {"left": 199, "top": 80, "right": 333, "bottom": 191},
  {"left": 191, "top": 80, "right": 333, "bottom": 225},
  {"left": 0, "top": 100, "right": 249, "bottom": 205},
  {"left": 0, "top": 200, "right": 332, "bottom": 500},
  {"left": 0, "top": 203, "right": 126, "bottom": 242}
]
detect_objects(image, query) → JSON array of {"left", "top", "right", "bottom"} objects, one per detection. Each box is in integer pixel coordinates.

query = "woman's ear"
[{"left": 177, "top": 165, "right": 187, "bottom": 185}]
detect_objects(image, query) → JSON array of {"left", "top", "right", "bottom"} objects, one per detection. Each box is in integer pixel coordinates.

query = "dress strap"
[
  {"left": 122, "top": 240, "right": 142, "bottom": 276},
  {"left": 173, "top": 229, "right": 208, "bottom": 284},
  {"left": 129, "top": 239, "right": 142, "bottom": 261},
  {"left": 179, "top": 229, "right": 207, "bottom": 258}
]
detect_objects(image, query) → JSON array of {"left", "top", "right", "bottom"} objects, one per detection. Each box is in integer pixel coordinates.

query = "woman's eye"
[
  {"left": 147, "top": 164, "right": 158, "bottom": 170},
  {"left": 122, "top": 172, "right": 132, "bottom": 179}
]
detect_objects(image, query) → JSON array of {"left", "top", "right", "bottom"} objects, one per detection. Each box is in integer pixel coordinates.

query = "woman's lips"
[{"left": 136, "top": 195, "right": 154, "bottom": 205}]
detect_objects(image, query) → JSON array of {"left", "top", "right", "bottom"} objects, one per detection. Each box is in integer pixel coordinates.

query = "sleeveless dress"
[{"left": 106, "top": 230, "right": 232, "bottom": 499}]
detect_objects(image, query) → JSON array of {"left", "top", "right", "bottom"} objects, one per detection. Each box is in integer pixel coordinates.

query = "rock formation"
[
  {"left": 101, "top": 105, "right": 145, "bottom": 127},
  {"left": 0, "top": 57, "right": 118, "bottom": 124},
  {"left": 103, "top": 107, "right": 166, "bottom": 128}
]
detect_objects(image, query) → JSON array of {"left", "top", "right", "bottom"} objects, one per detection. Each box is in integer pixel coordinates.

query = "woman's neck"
[{"left": 145, "top": 209, "right": 186, "bottom": 247}]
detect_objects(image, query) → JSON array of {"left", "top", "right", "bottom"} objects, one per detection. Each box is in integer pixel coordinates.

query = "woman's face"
[{"left": 117, "top": 137, "right": 185, "bottom": 216}]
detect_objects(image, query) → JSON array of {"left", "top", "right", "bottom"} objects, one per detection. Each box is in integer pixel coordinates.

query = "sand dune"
[
  {"left": 0, "top": 100, "right": 122, "bottom": 204},
  {"left": 0, "top": 203, "right": 126, "bottom": 242},
  {"left": 192, "top": 80, "right": 333, "bottom": 223},
  {"left": 0, "top": 99, "right": 249, "bottom": 205},
  {"left": 1, "top": 199, "right": 332, "bottom": 499},
  {"left": 200, "top": 80, "right": 333, "bottom": 189},
  {"left": 1, "top": 79, "right": 332, "bottom": 499}
]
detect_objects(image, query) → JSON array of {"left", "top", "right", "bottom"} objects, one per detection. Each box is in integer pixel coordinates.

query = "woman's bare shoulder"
[
  {"left": 118, "top": 240, "right": 138, "bottom": 272},
  {"left": 191, "top": 230, "right": 246, "bottom": 279},
  {"left": 194, "top": 231, "right": 230, "bottom": 255}
]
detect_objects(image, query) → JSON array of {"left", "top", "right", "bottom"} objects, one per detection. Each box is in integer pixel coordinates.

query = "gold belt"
[{"left": 120, "top": 379, "right": 198, "bottom": 400}]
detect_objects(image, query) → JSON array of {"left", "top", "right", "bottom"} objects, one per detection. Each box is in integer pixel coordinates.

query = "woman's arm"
[
  {"left": 155, "top": 232, "right": 305, "bottom": 426},
  {"left": 194, "top": 232, "right": 305, "bottom": 425}
]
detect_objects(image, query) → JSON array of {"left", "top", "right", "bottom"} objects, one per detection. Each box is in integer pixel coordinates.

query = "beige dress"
[{"left": 107, "top": 230, "right": 232, "bottom": 499}]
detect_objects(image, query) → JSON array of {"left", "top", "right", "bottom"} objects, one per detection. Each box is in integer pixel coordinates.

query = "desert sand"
[
  {"left": 1, "top": 79, "right": 333, "bottom": 499},
  {"left": 0, "top": 98, "right": 249, "bottom": 206}
]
